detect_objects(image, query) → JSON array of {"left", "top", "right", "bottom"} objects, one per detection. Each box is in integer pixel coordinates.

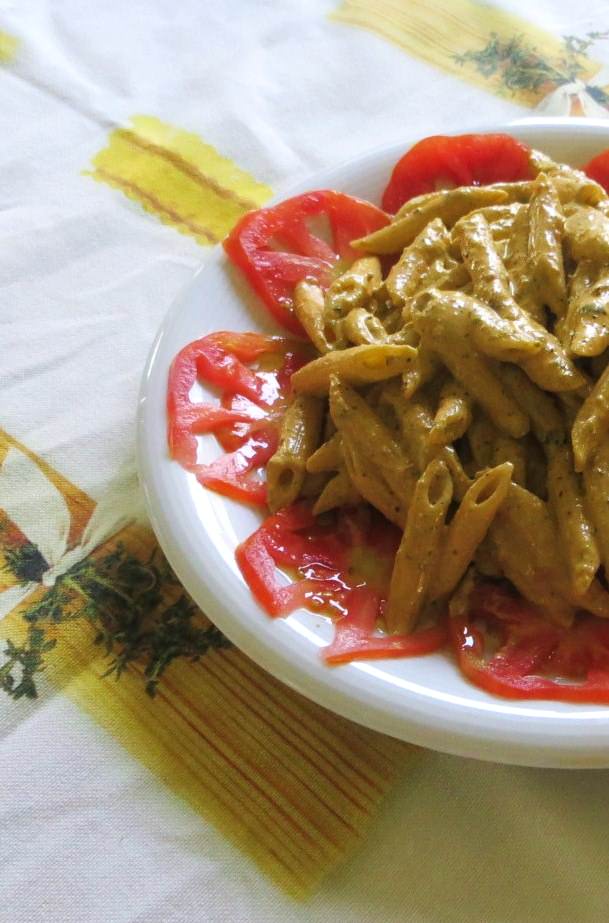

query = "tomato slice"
[
  {"left": 451, "top": 582, "right": 609, "bottom": 703},
  {"left": 223, "top": 190, "right": 389, "bottom": 334},
  {"left": 583, "top": 148, "right": 609, "bottom": 192},
  {"left": 236, "top": 502, "right": 447, "bottom": 661},
  {"left": 382, "top": 133, "right": 532, "bottom": 213},
  {"left": 323, "top": 589, "right": 448, "bottom": 664},
  {"left": 195, "top": 425, "right": 278, "bottom": 506},
  {"left": 167, "top": 332, "right": 296, "bottom": 468}
]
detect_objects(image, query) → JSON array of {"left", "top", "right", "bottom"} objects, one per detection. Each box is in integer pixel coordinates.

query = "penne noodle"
[
  {"left": 492, "top": 432, "right": 527, "bottom": 487},
  {"left": 524, "top": 434, "right": 548, "bottom": 500},
  {"left": 456, "top": 212, "right": 583, "bottom": 391},
  {"left": 386, "top": 217, "right": 449, "bottom": 308},
  {"left": 380, "top": 379, "right": 471, "bottom": 498},
  {"left": 312, "top": 467, "right": 360, "bottom": 515},
  {"left": 431, "top": 462, "right": 513, "bottom": 600},
  {"left": 353, "top": 186, "right": 508, "bottom": 254},
  {"left": 572, "top": 362, "right": 609, "bottom": 470},
  {"left": 305, "top": 432, "right": 343, "bottom": 474},
  {"left": 495, "top": 363, "right": 564, "bottom": 446},
  {"left": 412, "top": 293, "right": 530, "bottom": 438},
  {"left": 291, "top": 343, "right": 417, "bottom": 395},
  {"left": 467, "top": 413, "right": 496, "bottom": 470},
  {"left": 343, "top": 307, "right": 388, "bottom": 345},
  {"left": 324, "top": 256, "right": 382, "bottom": 319},
  {"left": 341, "top": 433, "right": 407, "bottom": 527},
  {"left": 429, "top": 378, "right": 472, "bottom": 447},
  {"left": 564, "top": 206, "right": 609, "bottom": 262},
  {"left": 560, "top": 264, "right": 609, "bottom": 358},
  {"left": 293, "top": 280, "right": 336, "bottom": 354},
  {"left": 583, "top": 433, "right": 609, "bottom": 575},
  {"left": 385, "top": 459, "right": 453, "bottom": 633},
  {"left": 329, "top": 376, "right": 417, "bottom": 503},
  {"left": 546, "top": 442, "right": 600, "bottom": 596},
  {"left": 528, "top": 173, "right": 568, "bottom": 318},
  {"left": 402, "top": 342, "right": 440, "bottom": 399},
  {"left": 266, "top": 395, "right": 324, "bottom": 512},
  {"left": 503, "top": 204, "right": 546, "bottom": 323},
  {"left": 490, "top": 484, "right": 575, "bottom": 626}
]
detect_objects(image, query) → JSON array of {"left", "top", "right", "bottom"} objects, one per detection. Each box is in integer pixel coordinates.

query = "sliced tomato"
[
  {"left": 323, "top": 588, "right": 449, "bottom": 664},
  {"left": 195, "top": 425, "right": 278, "bottom": 506},
  {"left": 236, "top": 502, "right": 447, "bottom": 661},
  {"left": 583, "top": 148, "right": 609, "bottom": 192},
  {"left": 451, "top": 582, "right": 609, "bottom": 703},
  {"left": 167, "top": 332, "right": 296, "bottom": 468},
  {"left": 382, "top": 133, "right": 532, "bottom": 213},
  {"left": 223, "top": 191, "right": 389, "bottom": 334}
]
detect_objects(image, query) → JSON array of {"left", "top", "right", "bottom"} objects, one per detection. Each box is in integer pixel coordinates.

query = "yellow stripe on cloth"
[
  {"left": 88, "top": 115, "right": 272, "bottom": 245},
  {"left": 0, "top": 430, "right": 412, "bottom": 897},
  {"left": 331, "top": 0, "right": 602, "bottom": 109},
  {"left": 0, "top": 31, "right": 18, "bottom": 63}
]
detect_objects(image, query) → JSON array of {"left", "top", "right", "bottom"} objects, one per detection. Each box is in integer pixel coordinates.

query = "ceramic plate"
[{"left": 138, "top": 118, "right": 609, "bottom": 768}]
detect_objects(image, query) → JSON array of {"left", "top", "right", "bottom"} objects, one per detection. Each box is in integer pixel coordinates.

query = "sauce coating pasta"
[{"left": 168, "top": 135, "right": 609, "bottom": 703}]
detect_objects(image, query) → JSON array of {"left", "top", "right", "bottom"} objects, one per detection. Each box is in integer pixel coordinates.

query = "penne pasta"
[
  {"left": 503, "top": 204, "right": 546, "bottom": 323},
  {"left": 353, "top": 186, "right": 508, "bottom": 254},
  {"left": 560, "top": 263, "right": 609, "bottom": 358},
  {"left": 293, "top": 279, "right": 335, "bottom": 354},
  {"left": 583, "top": 433, "right": 609, "bottom": 577},
  {"left": 456, "top": 211, "right": 583, "bottom": 392},
  {"left": 490, "top": 484, "right": 575, "bottom": 626},
  {"left": 402, "top": 342, "right": 440, "bottom": 399},
  {"left": 385, "top": 217, "right": 449, "bottom": 308},
  {"left": 343, "top": 307, "right": 387, "bottom": 345},
  {"left": 412, "top": 293, "right": 530, "bottom": 438},
  {"left": 429, "top": 378, "right": 472, "bottom": 447},
  {"left": 312, "top": 467, "right": 360, "bottom": 515},
  {"left": 341, "top": 433, "right": 407, "bottom": 528},
  {"left": 305, "top": 432, "right": 343, "bottom": 473},
  {"left": 528, "top": 173, "right": 568, "bottom": 318},
  {"left": 431, "top": 462, "right": 513, "bottom": 600},
  {"left": 291, "top": 343, "right": 417, "bottom": 395},
  {"left": 564, "top": 206, "right": 609, "bottom": 263},
  {"left": 491, "top": 431, "right": 527, "bottom": 487},
  {"left": 385, "top": 459, "right": 453, "bottom": 633},
  {"left": 546, "top": 442, "right": 600, "bottom": 595},
  {"left": 495, "top": 363, "right": 564, "bottom": 446},
  {"left": 266, "top": 395, "right": 324, "bottom": 512},
  {"left": 329, "top": 376, "right": 417, "bottom": 503},
  {"left": 572, "top": 362, "right": 609, "bottom": 470},
  {"left": 324, "top": 256, "right": 382, "bottom": 319}
]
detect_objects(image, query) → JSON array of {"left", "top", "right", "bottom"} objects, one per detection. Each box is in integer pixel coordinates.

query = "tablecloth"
[{"left": 3, "top": 2, "right": 609, "bottom": 921}]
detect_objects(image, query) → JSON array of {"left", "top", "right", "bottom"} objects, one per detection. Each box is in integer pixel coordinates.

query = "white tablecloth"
[{"left": 3, "top": 2, "right": 609, "bottom": 920}]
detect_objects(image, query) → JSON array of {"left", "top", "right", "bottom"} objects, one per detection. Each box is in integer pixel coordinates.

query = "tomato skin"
[
  {"left": 382, "top": 133, "right": 532, "bottom": 212},
  {"left": 236, "top": 503, "right": 448, "bottom": 661},
  {"left": 195, "top": 426, "right": 278, "bottom": 506},
  {"left": 451, "top": 583, "right": 609, "bottom": 703},
  {"left": 223, "top": 191, "right": 389, "bottom": 334},
  {"left": 583, "top": 149, "right": 609, "bottom": 192},
  {"left": 323, "top": 588, "right": 448, "bottom": 664},
  {"left": 167, "top": 332, "right": 297, "bottom": 467}
]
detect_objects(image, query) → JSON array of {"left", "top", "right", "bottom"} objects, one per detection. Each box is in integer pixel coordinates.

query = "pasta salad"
[{"left": 167, "top": 133, "right": 609, "bottom": 703}]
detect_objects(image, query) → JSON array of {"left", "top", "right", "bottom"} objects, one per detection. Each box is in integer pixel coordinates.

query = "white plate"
[{"left": 138, "top": 117, "right": 609, "bottom": 768}]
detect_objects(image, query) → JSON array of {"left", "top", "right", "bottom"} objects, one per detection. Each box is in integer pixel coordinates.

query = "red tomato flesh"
[
  {"left": 451, "top": 583, "right": 609, "bottom": 702},
  {"left": 167, "top": 332, "right": 303, "bottom": 504},
  {"left": 223, "top": 191, "right": 389, "bottom": 334},
  {"left": 236, "top": 503, "right": 448, "bottom": 660},
  {"left": 583, "top": 148, "right": 609, "bottom": 193},
  {"left": 382, "top": 133, "right": 532, "bottom": 212}
]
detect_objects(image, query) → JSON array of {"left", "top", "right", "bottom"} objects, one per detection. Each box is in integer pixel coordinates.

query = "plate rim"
[{"left": 137, "top": 117, "right": 609, "bottom": 768}]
